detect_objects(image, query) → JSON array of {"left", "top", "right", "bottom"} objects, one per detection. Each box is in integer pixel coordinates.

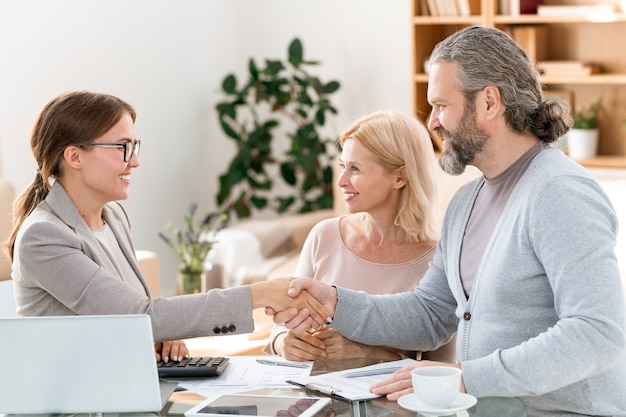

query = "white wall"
[{"left": 0, "top": 0, "right": 412, "bottom": 296}]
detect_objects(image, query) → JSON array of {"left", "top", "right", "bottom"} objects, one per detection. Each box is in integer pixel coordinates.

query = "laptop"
[{"left": 0, "top": 314, "right": 175, "bottom": 414}]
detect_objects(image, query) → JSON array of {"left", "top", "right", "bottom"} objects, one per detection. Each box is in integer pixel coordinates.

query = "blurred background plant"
[
  {"left": 159, "top": 203, "right": 228, "bottom": 293},
  {"left": 572, "top": 97, "right": 602, "bottom": 130},
  {"left": 215, "top": 37, "right": 341, "bottom": 220}
]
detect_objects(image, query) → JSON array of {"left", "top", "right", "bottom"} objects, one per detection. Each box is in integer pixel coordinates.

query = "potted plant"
[
  {"left": 159, "top": 203, "right": 228, "bottom": 294},
  {"left": 567, "top": 98, "right": 602, "bottom": 160},
  {"left": 215, "top": 37, "right": 340, "bottom": 220}
]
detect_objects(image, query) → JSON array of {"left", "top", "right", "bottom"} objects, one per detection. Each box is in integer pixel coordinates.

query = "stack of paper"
[{"left": 168, "top": 356, "right": 314, "bottom": 398}]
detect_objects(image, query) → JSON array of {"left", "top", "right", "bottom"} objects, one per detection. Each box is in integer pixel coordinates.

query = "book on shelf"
[
  {"left": 456, "top": 0, "right": 471, "bottom": 16},
  {"left": 511, "top": 25, "right": 548, "bottom": 62},
  {"left": 423, "top": 0, "right": 469, "bottom": 17},
  {"left": 537, "top": 4, "right": 616, "bottom": 16},
  {"left": 537, "top": 60, "right": 601, "bottom": 77},
  {"left": 437, "top": 0, "right": 458, "bottom": 16},
  {"left": 503, "top": 0, "right": 542, "bottom": 16},
  {"left": 426, "top": 0, "right": 439, "bottom": 16}
]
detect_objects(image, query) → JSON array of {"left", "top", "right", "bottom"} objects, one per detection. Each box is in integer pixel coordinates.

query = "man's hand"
[{"left": 369, "top": 361, "right": 464, "bottom": 401}]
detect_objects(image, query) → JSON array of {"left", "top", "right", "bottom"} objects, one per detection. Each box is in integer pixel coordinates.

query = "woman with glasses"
[{"left": 5, "top": 90, "right": 329, "bottom": 363}]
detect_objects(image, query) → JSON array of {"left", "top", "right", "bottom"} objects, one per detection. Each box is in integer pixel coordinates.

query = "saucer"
[{"left": 397, "top": 393, "right": 477, "bottom": 416}]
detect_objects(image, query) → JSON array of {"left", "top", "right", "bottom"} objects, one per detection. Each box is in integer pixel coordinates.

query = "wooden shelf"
[
  {"left": 495, "top": 12, "right": 626, "bottom": 25},
  {"left": 578, "top": 156, "right": 626, "bottom": 169},
  {"left": 412, "top": 15, "right": 486, "bottom": 25},
  {"left": 411, "top": 0, "right": 626, "bottom": 169},
  {"left": 541, "top": 74, "right": 626, "bottom": 85}
]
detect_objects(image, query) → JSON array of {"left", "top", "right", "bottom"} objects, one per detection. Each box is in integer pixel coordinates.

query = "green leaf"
[
  {"left": 248, "top": 58, "right": 259, "bottom": 80},
  {"left": 222, "top": 74, "right": 237, "bottom": 94},
  {"left": 234, "top": 200, "right": 251, "bottom": 219},
  {"left": 265, "top": 60, "right": 285, "bottom": 76},
  {"left": 322, "top": 80, "right": 341, "bottom": 94},
  {"left": 216, "top": 102, "right": 236, "bottom": 119},
  {"left": 250, "top": 196, "right": 268, "bottom": 209},
  {"left": 315, "top": 108, "right": 326, "bottom": 125},
  {"left": 323, "top": 165, "right": 333, "bottom": 184},
  {"left": 280, "top": 162, "right": 297, "bottom": 185},
  {"left": 216, "top": 174, "right": 233, "bottom": 205},
  {"left": 219, "top": 118, "right": 240, "bottom": 140},
  {"left": 288, "top": 38, "right": 303, "bottom": 67},
  {"left": 246, "top": 174, "right": 272, "bottom": 190},
  {"left": 277, "top": 196, "right": 295, "bottom": 213},
  {"left": 275, "top": 91, "right": 291, "bottom": 107}
]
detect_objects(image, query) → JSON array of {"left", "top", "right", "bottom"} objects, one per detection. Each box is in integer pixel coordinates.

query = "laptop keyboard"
[{"left": 157, "top": 356, "right": 229, "bottom": 378}]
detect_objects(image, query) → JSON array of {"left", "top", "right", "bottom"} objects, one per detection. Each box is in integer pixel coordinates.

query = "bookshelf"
[{"left": 412, "top": 0, "right": 626, "bottom": 168}]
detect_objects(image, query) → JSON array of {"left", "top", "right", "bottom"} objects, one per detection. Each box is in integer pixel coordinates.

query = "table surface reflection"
[
  {"left": 162, "top": 358, "right": 527, "bottom": 417},
  {"left": 0, "top": 358, "right": 526, "bottom": 417}
]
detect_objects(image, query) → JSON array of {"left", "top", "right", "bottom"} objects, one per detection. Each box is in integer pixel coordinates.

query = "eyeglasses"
[{"left": 87, "top": 140, "right": 141, "bottom": 162}]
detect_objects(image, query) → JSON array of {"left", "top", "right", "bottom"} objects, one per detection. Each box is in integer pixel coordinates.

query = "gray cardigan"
[
  {"left": 12, "top": 181, "right": 254, "bottom": 342},
  {"left": 331, "top": 149, "right": 626, "bottom": 416}
]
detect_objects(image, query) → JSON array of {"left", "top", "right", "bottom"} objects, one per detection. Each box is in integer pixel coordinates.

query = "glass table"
[{"left": 162, "top": 358, "right": 527, "bottom": 417}]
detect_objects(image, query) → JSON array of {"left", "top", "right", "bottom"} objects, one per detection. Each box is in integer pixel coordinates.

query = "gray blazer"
[{"left": 12, "top": 181, "right": 254, "bottom": 341}]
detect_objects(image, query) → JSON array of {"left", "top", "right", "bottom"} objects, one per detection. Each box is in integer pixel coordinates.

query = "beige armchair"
[{"left": 0, "top": 177, "right": 15, "bottom": 282}]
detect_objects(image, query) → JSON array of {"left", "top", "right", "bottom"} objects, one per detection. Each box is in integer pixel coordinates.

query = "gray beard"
[
  {"left": 437, "top": 111, "right": 488, "bottom": 176},
  {"left": 439, "top": 145, "right": 468, "bottom": 175}
]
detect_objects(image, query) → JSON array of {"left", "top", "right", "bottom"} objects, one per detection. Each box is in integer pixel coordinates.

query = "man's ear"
[
  {"left": 482, "top": 85, "right": 502, "bottom": 120},
  {"left": 63, "top": 145, "right": 84, "bottom": 170}
]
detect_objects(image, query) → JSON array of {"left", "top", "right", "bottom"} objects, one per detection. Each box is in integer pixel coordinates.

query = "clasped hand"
[{"left": 265, "top": 277, "right": 338, "bottom": 333}]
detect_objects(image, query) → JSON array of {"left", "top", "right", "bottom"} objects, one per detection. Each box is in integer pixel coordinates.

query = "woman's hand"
[
  {"left": 155, "top": 339, "right": 190, "bottom": 363},
  {"left": 313, "top": 329, "right": 402, "bottom": 361},
  {"left": 277, "top": 330, "right": 327, "bottom": 361},
  {"left": 369, "top": 361, "right": 464, "bottom": 401}
]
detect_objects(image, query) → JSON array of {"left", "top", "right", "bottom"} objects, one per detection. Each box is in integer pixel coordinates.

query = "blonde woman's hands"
[{"left": 277, "top": 330, "right": 327, "bottom": 361}]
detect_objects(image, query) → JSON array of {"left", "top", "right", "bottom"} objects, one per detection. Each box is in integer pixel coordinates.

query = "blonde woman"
[{"left": 265, "top": 111, "right": 455, "bottom": 362}]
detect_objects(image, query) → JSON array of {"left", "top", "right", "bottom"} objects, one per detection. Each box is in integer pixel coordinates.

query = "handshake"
[{"left": 250, "top": 277, "right": 337, "bottom": 332}]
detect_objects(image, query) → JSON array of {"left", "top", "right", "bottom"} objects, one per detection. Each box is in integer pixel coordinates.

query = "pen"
[
  {"left": 342, "top": 366, "right": 402, "bottom": 378},
  {"left": 256, "top": 359, "right": 311, "bottom": 369}
]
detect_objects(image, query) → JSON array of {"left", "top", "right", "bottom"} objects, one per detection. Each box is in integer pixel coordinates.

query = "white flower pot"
[{"left": 566, "top": 128, "right": 598, "bottom": 160}]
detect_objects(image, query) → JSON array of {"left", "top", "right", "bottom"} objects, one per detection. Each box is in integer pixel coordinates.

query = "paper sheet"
[
  {"left": 163, "top": 356, "right": 314, "bottom": 397},
  {"left": 287, "top": 358, "right": 418, "bottom": 401}
]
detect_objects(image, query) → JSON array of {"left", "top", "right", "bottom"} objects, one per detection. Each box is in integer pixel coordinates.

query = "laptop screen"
[{"left": 0, "top": 314, "right": 163, "bottom": 414}]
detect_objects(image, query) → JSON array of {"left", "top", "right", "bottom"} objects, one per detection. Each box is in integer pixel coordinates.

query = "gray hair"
[{"left": 430, "top": 25, "right": 572, "bottom": 143}]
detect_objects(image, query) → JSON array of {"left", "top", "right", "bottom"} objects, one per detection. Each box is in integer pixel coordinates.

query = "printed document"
[
  {"left": 287, "top": 358, "right": 418, "bottom": 401},
  {"left": 165, "top": 356, "right": 313, "bottom": 397}
]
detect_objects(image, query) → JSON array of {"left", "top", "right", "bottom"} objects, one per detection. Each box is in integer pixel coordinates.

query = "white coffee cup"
[{"left": 411, "top": 366, "right": 462, "bottom": 408}]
